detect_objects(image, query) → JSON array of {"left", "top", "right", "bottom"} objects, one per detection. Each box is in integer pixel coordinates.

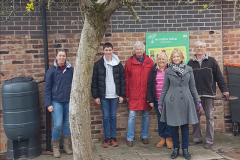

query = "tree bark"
[
  {"left": 69, "top": 0, "right": 121, "bottom": 159},
  {"left": 69, "top": 15, "right": 108, "bottom": 160}
]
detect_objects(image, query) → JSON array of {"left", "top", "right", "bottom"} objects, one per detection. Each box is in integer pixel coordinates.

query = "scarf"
[
  {"left": 170, "top": 63, "right": 186, "bottom": 77},
  {"left": 135, "top": 55, "right": 144, "bottom": 63}
]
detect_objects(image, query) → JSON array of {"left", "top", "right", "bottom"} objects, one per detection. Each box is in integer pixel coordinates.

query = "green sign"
[{"left": 146, "top": 32, "right": 190, "bottom": 63}]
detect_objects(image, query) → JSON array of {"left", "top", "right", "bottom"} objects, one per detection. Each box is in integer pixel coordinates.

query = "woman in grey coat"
[{"left": 159, "top": 48, "right": 202, "bottom": 160}]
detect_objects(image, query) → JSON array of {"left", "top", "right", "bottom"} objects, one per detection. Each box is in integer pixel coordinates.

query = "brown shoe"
[
  {"left": 126, "top": 140, "right": 133, "bottom": 147},
  {"left": 63, "top": 137, "right": 73, "bottom": 154},
  {"left": 141, "top": 138, "right": 149, "bottom": 144},
  {"left": 156, "top": 137, "right": 165, "bottom": 148},
  {"left": 111, "top": 138, "right": 119, "bottom": 147},
  {"left": 52, "top": 140, "right": 61, "bottom": 158},
  {"left": 166, "top": 137, "right": 173, "bottom": 149},
  {"left": 102, "top": 139, "right": 110, "bottom": 148}
]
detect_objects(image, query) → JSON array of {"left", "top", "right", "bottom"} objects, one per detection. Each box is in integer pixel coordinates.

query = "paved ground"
[{"left": 16, "top": 133, "right": 240, "bottom": 160}]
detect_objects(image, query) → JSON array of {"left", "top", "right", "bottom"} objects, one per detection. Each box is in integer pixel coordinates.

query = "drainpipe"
[
  {"left": 41, "top": 0, "right": 49, "bottom": 71},
  {"left": 41, "top": 0, "right": 51, "bottom": 151}
]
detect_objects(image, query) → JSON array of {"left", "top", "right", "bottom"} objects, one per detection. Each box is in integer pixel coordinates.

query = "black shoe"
[
  {"left": 141, "top": 138, "right": 149, "bottom": 144},
  {"left": 194, "top": 140, "right": 203, "bottom": 145},
  {"left": 170, "top": 148, "right": 179, "bottom": 159},
  {"left": 203, "top": 143, "right": 213, "bottom": 149},
  {"left": 182, "top": 149, "right": 191, "bottom": 160}
]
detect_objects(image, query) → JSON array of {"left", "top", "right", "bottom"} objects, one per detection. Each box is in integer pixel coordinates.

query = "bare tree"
[
  {"left": 1, "top": 0, "right": 238, "bottom": 159},
  {"left": 69, "top": 1, "right": 122, "bottom": 159}
]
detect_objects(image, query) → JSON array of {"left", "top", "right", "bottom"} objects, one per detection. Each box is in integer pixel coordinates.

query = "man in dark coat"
[
  {"left": 188, "top": 41, "right": 229, "bottom": 149},
  {"left": 91, "top": 42, "right": 125, "bottom": 148}
]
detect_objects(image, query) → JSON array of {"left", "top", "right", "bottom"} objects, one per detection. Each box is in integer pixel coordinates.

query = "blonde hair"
[
  {"left": 156, "top": 50, "right": 168, "bottom": 69},
  {"left": 169, "top": 48, "right": 185, "bottom": 64}
]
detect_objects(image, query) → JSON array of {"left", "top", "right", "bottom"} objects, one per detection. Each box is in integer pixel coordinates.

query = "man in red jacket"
[{"left": 125, "top": 41, "right": 154, "bottom": 147}]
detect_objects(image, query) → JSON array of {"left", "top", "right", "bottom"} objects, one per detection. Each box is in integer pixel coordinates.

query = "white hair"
[
  {"left": 194, "top": 40, "right": 206, "bottom": 47},
  {"left": 133, "top": 41, "right": 145, "bottom": 51}
]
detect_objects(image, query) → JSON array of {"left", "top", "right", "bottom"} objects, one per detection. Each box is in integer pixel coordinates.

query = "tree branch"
[
  {"left": 122, "top": 0, "right": 144, "bottom": 21},
  {"left": 0, "top": 0, "right": 16, "bottom": 22},
  {"left": 79, "top": 0, "right": 94, "bottom": 11},
  {"left": 233, "top": 0, "right": 238, "bottom": 21},
  {"left": 96, "top": 0, "right": 110, "bottom": 5},
  {"left": 104, "top": 0, "right": 122, "bottom": 17},
  {"left": 126, "top": 4, "right": 140, "bottom": 22},
  {"left": 138, "top": 0, "right": 146, "bottom": 8}
]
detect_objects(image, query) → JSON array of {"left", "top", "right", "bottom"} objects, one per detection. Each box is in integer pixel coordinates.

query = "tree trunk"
[{"left": 69, "top": 15, "right": 108, "bottom": 160}]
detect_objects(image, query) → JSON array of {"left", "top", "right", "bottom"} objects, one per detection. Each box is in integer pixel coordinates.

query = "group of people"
[{"left": 44, "top": 40, "right": 229, "bottom": 159}]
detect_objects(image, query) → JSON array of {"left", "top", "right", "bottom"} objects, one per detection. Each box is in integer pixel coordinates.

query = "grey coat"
[{"left": 159, "top": 65, "right": 200, "bottom": 126}]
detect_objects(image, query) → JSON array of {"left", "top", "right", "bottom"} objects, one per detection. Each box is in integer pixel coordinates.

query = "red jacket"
[{"left": 125, "top": 54, "right": 154, "bottom": 110}]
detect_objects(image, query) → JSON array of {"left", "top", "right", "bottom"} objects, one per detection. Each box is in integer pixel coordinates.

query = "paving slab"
[{"left": 28, "top": 133, "right": 240, "bottom": 160}]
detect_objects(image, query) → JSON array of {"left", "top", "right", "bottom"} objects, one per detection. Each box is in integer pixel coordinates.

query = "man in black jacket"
[
  {"left": 91, "top": 42, "right": 125, "bottom": 148},
  {"left": 188, "top": 41, "right": 229, "bottom": 149}
]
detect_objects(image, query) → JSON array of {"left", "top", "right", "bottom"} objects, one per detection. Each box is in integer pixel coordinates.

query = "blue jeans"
[
  {"left": 100, "top": 98, "right": 118, "bottom": 140},
  {"left": 126, "top": 110, "right": 149, "bottom": 141},
  {"left": 171, "top": 124, "right": 189, "bottom": 149},
  {"left": 51, "top": 101, "right": 71, "bottom": 141},
  {"left": 154, "top": 101, "right": 172, "bottom": 138}
]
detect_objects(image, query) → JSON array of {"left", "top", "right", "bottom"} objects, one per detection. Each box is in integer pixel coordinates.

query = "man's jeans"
[
  {"left": 193, "top": 97, "right": 214, "bottom": 144},
  {"left": 100, "top": 98, "right": 118, "bottom": 140},
  {"left": 171, "top": 124, "right": 189, "bottom": 149},
  {"left": 126, "top": 110, "right": 149, "bottom": 141},
  {"left": 51, "top": 101, "right": 71, "bottom": 141},
  {"left": 154, "top": 101, "right": 172, "bottom": 138}
]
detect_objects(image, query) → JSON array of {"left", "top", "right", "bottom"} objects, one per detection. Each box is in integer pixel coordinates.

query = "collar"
[
  {"left": 54, "top": 60, "right": 72, "bottom": 73},
  {"left": 193, "top": 54, "right": 209, "bottom": 61}
]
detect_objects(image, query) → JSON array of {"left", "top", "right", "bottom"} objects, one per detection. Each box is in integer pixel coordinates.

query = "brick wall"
[
  {"left": 0, "top": 0, "right": 225, "bottom": 36},
  {"left": 111, "top": 0, "right": 222, "bottom": 32},
  {"left": 0, "top": 1, "right": 83, "bottom": 35},
  {"left": 1, "top": 0, "right": 240, "bottom": 153},
  {"left": 222, "top": 0, "right": 240, "bottom": 29}
]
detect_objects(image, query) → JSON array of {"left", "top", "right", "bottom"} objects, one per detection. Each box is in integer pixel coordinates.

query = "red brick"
[{"left": 0, "top": 29, "right": 239, "bottom": 152}]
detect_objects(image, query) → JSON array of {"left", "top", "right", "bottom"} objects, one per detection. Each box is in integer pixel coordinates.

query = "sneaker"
[
  {"left": 141, "top": 138, "right": 149, "bottom": 144},
  {"left": 111, "top": 138, "right": 119, "bottom": 147},
  {"left": 126, "top": 140, "right": 133, "bottom": 147},
  {"left": 203, "top": 143, "right": 213, "bottom": 149}
]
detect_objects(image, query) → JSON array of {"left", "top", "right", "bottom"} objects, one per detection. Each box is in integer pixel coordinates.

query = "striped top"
[{"left": 155, "top": 69, "right": 165, "bottom": 100}]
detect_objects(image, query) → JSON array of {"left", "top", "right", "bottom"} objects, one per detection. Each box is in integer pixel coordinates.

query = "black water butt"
[{"left": 2, "top": 77, "right": 41, "bottom": 159}]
